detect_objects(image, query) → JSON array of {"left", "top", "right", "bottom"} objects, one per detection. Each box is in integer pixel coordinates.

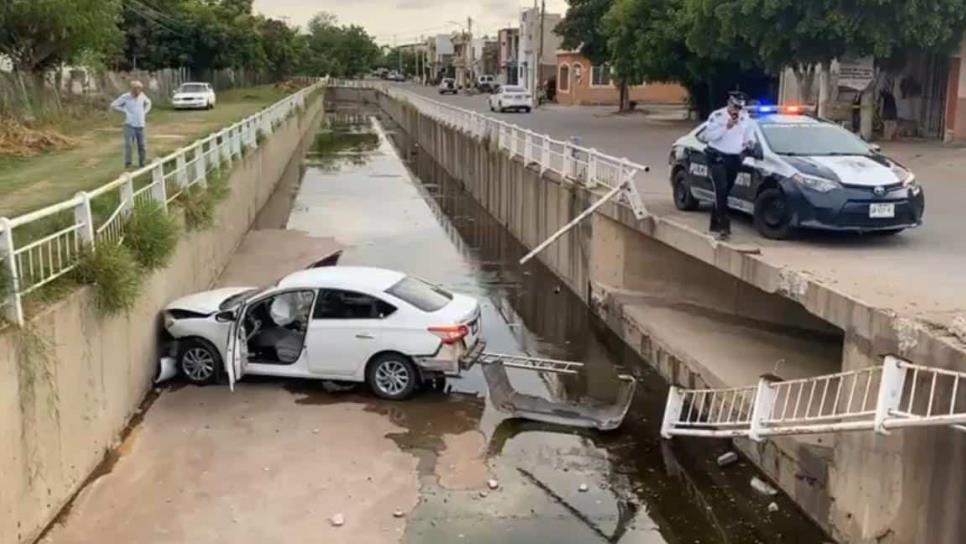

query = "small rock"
[
  {"left": 553, "top": 286, "right": 561, "bottom": 293},
  {"left": 487, "top": 479, "right": 499, "bottom": 490},
  {"left": 717, "top": 452, "right": 739, "bottom": 467},
  {"left": 264, "top": 467, "right": 270, "bottom": 472},
  {"left": 578, "top": 483, "right": 589, "bottom": 492},
  {"left": 751, "top": 476, "right": 778, "bottom": 496},
  {"left": 767, "top": 502, "right": 779, "bottom": 513},
  {"left": 330, "top": 513, "right": 344, "bottom": 527},
  {"left": 393, "top": 509, "right": 405, "bottom": 518},
  {"left": 478, "top": 491, "right": 488, "bottom": 498},
  {"left": 312, "top": 428, "right": 319, "bottom": 434}
]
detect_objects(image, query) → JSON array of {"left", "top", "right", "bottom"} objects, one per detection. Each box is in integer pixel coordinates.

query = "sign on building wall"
[{"left": 838, "top": 56, "right": 875, "bottom": 91}]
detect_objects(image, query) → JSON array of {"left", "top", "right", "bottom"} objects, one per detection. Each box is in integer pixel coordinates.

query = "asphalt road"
[{"left": 403, "top": 83, "right": 966, "bottom": 333}]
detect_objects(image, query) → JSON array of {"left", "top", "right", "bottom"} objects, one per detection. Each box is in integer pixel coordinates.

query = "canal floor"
[{"left": 39, "top": 110, "right": 829, "bottom": 544}]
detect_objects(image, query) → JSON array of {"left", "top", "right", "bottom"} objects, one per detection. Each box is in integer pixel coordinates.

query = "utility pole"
[
  {"left": 536, "top": 0, "right": 545, "bottom": 107},
  {"left": 467, "top": 17, "right": 474, "bottom": 85}
]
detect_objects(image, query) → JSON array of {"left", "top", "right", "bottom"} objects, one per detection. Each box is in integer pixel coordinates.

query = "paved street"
[{"left": 404, "top": 84, "right": 966, "bottom": 334}]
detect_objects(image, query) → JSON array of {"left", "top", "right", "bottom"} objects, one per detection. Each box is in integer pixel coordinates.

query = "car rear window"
[{"left": 386, "top": 276, "right": 453, "bottom": 312}]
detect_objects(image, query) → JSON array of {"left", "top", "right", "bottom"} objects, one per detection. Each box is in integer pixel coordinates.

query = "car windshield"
[
  {"left": 760, "top": 123, "right": 872, "bottom": 156},
  {"left": 503, "top": 86, "right": 526, "bottom": 94},
  {"left": 179, "top": 84, "right": 207, "bottom": 93},
  {"left": 219, "top": 288, "right": 260, "bottom": 310},
  {"left": 386, "top": 276, "right": 453, "bottom": 312}
]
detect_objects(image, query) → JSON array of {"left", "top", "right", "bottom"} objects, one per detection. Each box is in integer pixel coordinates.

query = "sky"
[{"left": 253, "top": 0, "right": 569, "bottom": 45}]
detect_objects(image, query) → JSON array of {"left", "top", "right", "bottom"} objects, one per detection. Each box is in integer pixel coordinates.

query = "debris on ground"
[
  {"left": 578, "top": 483, "right": 589, "bottom": 492},
  {"left": 751, "top": 476, "right": 778, "bottom": 496},
  {"left": 393, "top": 509, "right": 405, "bottom": 518},
  {"left": 717, "top": 451, "right": 739, "bottom": 467},
  {"left": 487, "top": 479, "right": 499, "bottom": 490},
  {"left": 478, "top": 491, "right": 488, "bottom": 498},
  {"left": 768, "top": 502, "right": 779, "bottom": 513},
  {"left": 330, "top": 513, "right": 345, "bottom": 527},
  {"left": 0, "top": 119, "right": 75, "bottom": 157}
]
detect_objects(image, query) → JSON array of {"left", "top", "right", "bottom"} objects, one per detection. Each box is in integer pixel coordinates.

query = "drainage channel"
[{"left": 285, "top": 108, "right": 830, "bottom": 543}]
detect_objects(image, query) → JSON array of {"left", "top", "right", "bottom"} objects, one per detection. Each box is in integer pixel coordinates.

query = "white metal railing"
[
  {"left": 327, "top": 79, "right": 649, "bottom": 212},
  {"left": 661, "top": 356, "right": 966, "bottom": 440},
  {"left": 0, "top": 81, "right": 321, "bottom": 324}
]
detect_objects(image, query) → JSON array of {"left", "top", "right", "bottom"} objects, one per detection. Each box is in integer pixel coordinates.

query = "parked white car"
[
  {"left": 489, "top": 85, "right": 532, "bottom": 113},
  {"left": 171, "top": 82, "right": 216, "bottom": 110},
  {"left": 161, "top": 267, "right": 484, "bottom": 399}
]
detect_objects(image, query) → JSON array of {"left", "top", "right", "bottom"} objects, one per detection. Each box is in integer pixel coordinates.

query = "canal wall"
[
  {"left": 0, "top": 93, "right": 325, "bottom": 544},
  {"left": 361, "top": 86, "right": 966, "bottom": 544}
]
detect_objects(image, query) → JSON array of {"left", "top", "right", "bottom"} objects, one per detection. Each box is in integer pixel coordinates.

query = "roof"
[
  {"left": 277, "top": 266, "right": 406, "bottom": 292},
  {"left": 756, "top": 114, "right": 822, "bottom": 125}
]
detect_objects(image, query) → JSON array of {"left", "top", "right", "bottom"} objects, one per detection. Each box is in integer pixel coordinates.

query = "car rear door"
[
  {"left": 686, "top": 126, "right": 714, "bottom": 199},
  {"left": 304, "top": 289, "right": 397, "bottom": 378}
]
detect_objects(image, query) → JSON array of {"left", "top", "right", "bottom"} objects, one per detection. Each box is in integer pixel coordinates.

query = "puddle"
[{"left": 278, "top": 109, "right": 831, "bottom": 543}]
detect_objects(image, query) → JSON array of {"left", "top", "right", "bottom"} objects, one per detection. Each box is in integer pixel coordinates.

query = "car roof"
[{"left": 277, "top": 266, "right": 406, "bottom": 291}]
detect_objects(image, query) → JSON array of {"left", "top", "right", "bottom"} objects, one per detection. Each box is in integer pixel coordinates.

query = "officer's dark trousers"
[{"left": 707, "top": 148, "right": 741, "bottom": 233}]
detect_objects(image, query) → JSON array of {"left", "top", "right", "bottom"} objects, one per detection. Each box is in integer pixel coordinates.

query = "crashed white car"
[
  {"left": 171, "top": 82, "right": 216, "bottom": 110},
  {"left": 161, "top": 267, "right": 483, "bottom": 400}
]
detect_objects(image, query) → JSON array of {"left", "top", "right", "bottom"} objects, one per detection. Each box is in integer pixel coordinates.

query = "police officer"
[{"left": 703, "top": 92, "right": 756, "bottom": 240}]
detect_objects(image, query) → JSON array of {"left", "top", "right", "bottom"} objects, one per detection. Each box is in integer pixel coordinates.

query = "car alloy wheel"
[
  {"left": 182, "top": 347, "right": 215, "bottom": 382},
  {"left": 368, "top": 354, "right": 417, "bottom": 400},
  {"left": 672, "top": 169, "right": 699, "bottom": 211},
  {"left": 754, "top": 187, "right": 794, "bottom": 240}
]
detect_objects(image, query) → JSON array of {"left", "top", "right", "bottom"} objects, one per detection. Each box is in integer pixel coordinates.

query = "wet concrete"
[{"left": 39, "top": 109, "right": 830, "bottom": 544}]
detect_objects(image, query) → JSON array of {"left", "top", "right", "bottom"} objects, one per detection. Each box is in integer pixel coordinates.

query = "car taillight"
[{"left": 428, "top": 324, "right": 468, "bottom": 345}]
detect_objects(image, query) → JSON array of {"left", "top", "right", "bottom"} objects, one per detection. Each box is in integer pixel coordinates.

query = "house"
[
  {"left": 555, "top": 51, "right": 689, "bottom": 107},
  {"left": 451, "top": 32, "right": 472, "bottom": 88},
  {"left": 472, "top": 37, "right": 499, "bottom": 79},
  {"left": 498, "top": 28, "right": 520, "bottom": 85},
  {"left": 426, "top": 34, "right": 454, "bottom": 83},
  {"left": 518, "top": 7, "right": 563, "bottom": 93}
]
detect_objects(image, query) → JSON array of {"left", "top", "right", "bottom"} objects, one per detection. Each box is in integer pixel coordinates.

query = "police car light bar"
[{"left": 754, "top": 105, "right": 811, "bottom": 115}]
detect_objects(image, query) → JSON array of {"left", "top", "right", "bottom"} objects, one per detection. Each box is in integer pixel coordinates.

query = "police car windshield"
[{"left": 760, "top": 123, "right": 872, "bottom": 156}]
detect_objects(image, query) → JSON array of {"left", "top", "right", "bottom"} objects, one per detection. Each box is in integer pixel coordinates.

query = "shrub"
[
  {"left": 256, "top": 129, "right": 266, "bottom": 145},
  {"left": 123, "top": 199, "right": 180, "bottom": 270},
  {"left": 208, "top": 170, "right": 230, "bottom": 203},
  {"left": 175, "top": 184, "right": 215, "bottom": 231},
  {"left": 74, "top": 242, "right": 141, "bottom": 316}
]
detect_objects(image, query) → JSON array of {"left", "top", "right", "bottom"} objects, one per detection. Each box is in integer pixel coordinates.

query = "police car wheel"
[
  {"left": 754, "top": 188, "right": 794, "bottom": 240},
  {"left": 672, "top": 169, "right": 699, "bottom": 211}
]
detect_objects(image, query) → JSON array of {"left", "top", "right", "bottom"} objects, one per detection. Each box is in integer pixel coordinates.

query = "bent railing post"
[{"left": 0, "top": 218, "right": 24, "bottom": 325}]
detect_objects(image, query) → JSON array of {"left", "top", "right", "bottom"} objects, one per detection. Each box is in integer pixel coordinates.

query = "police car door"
[
  {"left": 688, "top": 124, "right": 714, "bottom": 198},
  {"left": 731, "top": 127, "right": 764, "bottom": 214}
]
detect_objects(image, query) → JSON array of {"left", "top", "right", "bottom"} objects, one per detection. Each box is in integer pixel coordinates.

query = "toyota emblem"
[{"left": 873, "top": 186, "right": 886, "bottom": 197}]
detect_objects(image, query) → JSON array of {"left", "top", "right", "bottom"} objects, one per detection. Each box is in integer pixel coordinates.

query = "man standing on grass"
[{"left": 110, "top": 80, "right": 152, "bottom": 168}]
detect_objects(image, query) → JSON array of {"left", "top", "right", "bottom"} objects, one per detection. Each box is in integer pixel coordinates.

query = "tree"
[
  {"left": 0, "top": 0, "right": 123, "bottom": 72},
  {"left": 302, "top": 13, "right": 381, "bottom": 78}
]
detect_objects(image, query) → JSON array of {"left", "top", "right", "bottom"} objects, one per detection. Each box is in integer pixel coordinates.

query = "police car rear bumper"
[{"left": 782, "top": 178, "right": 925, "bottom": 231}]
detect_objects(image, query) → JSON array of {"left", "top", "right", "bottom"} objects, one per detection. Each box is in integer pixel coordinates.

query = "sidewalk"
[{"left": 0, "top": 86, "right": 288, "bottom": 218}]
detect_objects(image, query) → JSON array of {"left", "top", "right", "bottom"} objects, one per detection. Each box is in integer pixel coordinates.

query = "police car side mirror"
[{"left": 869, "top": 143, "right": 882, "bottom": 153}]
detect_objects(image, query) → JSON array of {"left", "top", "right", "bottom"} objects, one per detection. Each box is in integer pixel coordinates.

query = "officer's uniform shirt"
[{"left": 704, "top": 107, "right": 756, "bottom": 155}]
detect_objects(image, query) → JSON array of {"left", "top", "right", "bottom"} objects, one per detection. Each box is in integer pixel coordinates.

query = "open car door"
[{"left": 224, "top": 308, "right": 248, "bottom": 391}]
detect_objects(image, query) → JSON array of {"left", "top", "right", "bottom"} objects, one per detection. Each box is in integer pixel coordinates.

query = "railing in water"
[{"left": 0, "top": 82, "right": 321, "bottom": 325}]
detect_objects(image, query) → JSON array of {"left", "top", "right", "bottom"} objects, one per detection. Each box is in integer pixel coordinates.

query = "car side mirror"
[
  {"left": 869, "top": 143, "right": 882, "bottom": 153},
  {"left": 215, "top": 310, "right": 236, "bottom": 323}
]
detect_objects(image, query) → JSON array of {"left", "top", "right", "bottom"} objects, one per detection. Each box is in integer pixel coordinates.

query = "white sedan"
[
  {"left": 161, "top": 267, "right": 483, "bottom": 400},
  {"left": 489, "top": 85, "right": 532, "bottom": 113},
  {"left": 171, "top": 82, "right": 216, "bottom": 110}
]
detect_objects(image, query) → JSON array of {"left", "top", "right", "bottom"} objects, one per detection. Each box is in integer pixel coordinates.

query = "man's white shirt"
[{"left": 704, "top": 107, "right": 756, "bottom": 155}]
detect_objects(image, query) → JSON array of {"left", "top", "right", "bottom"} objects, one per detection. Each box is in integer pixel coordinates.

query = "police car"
[{"left": 668, "top": 105, "right": 925, "bottom": 239}]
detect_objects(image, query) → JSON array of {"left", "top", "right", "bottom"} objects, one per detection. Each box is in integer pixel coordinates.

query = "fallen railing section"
[
  {"left": 661, "top": 356, "right": 966, "bottom": 440},
  {"left": 1, "top": 81, "right": 322, "bottom": 325}
]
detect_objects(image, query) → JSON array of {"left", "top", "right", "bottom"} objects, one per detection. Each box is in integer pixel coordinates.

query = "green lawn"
[{"left": 0, "top": 85, "right": 288, "bottom": 218}]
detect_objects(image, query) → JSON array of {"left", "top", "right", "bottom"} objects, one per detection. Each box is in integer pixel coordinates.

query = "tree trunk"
[
  {"left": 618, "top": 80, "right": 630, "bottom": 113},
  {"left": 793, "top": 64, "right": 816, "bottom": 104}
]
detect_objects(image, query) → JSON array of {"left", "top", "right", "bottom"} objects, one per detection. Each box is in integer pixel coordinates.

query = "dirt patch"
[
  {"left": 0, "top": 120, "right": 75, "bottom": 157},
  {"left": 435, "top": 431, "right": 491, "bottom": 490}
]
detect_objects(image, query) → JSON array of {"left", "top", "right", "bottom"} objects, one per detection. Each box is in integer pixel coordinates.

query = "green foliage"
[
  {"left": 123, "top": 199, "right": 180, "bottom": 271},
  {"left": 75, "top": 242, "right": 142, "bottom": 316},
  {"left": 0, "top": 0, "right": 123, "bottom": 72},
  {"left": 208, "top": 169, "right": 230, "bottom": 203},
  {"left": 555, "top": 0, "right": 615, "bottom": 65},
  {"left": 302, "top": 12, "right": 382, "bottom": 78},
  {"left": 175, "top": 184, "right": 216, "bottom": 231}
]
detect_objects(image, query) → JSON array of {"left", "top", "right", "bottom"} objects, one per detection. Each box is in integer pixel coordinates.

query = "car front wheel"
[
  {"left": 178, "top": 338, "right": 222, "bottom": 385},
  {"left": 754, "top": 188, "right": 794, "bottom": 240},
  {"left": 367, "top": 353, "right": 418, "bottom": 400},
  {"left": 672, "top": 168, "right": 699, "bottom": 211}
]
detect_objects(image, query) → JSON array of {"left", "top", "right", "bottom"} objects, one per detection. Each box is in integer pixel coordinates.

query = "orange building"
[{"left": 554, "top": 51, "right": 688, "bottom": 106}]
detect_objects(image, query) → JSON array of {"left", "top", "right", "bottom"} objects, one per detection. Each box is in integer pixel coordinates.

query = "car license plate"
[{"left": 869, "top": 203, "right": 895, "bottom": 218}]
